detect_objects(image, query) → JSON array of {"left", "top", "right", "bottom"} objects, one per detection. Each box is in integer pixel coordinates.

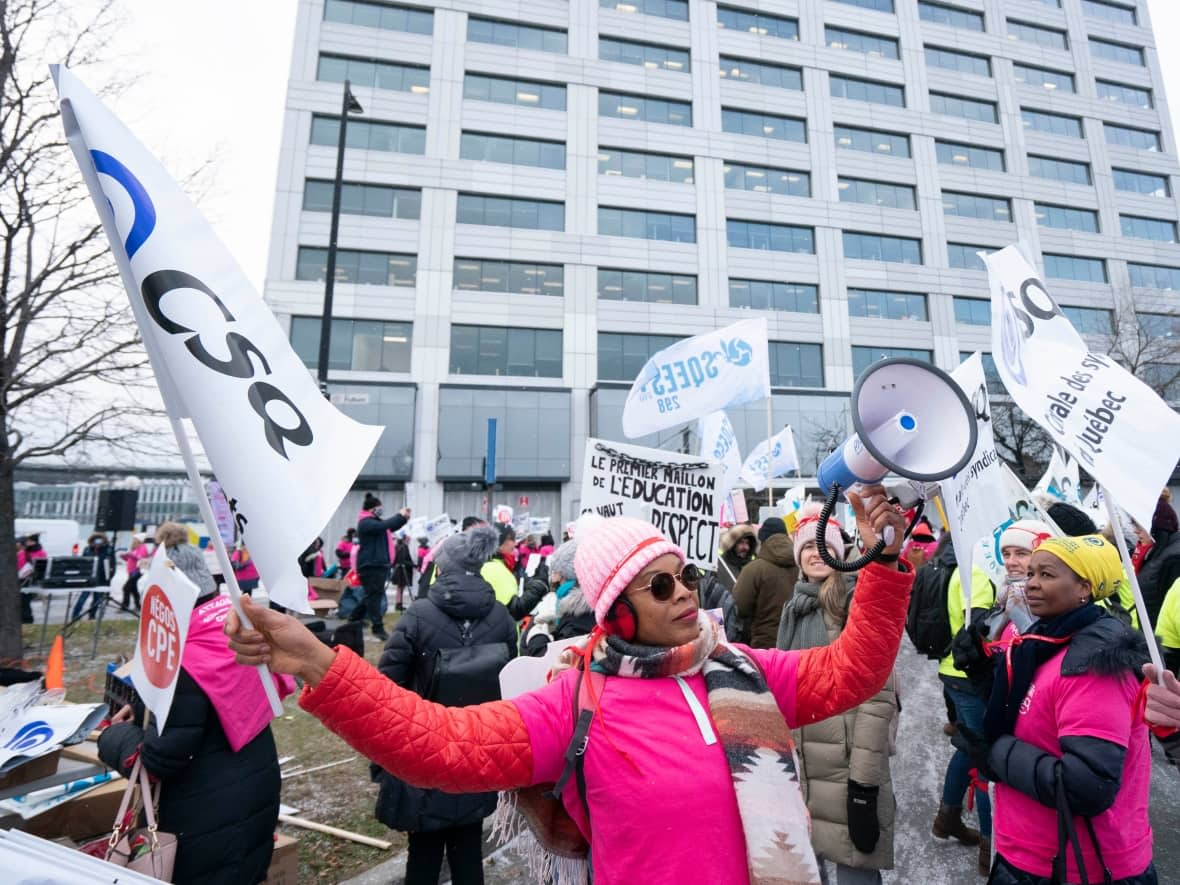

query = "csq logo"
[
  {"left": 998, "top": 276, "right": 1062, "bottom": 390},
  {"left": 3, "top": 721, "right": 54, "bottom": 753}
]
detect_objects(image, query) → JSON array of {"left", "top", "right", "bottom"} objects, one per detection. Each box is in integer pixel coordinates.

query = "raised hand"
[
  {"left": 847, "top": 483, "right": 905, "bottom": 559},
  {"left": 225, "top": 596, "right": 336, "bottom": 686}
]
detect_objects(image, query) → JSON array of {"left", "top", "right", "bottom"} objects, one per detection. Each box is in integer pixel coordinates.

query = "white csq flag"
[
  {"left": 985, "top": 244, "right": 1180, "bottom": 529},
  {"left": 1033, "top": 445, "right": 1083, "bottom": 506},
  {"left": 739, "top": 426, "right": 799, "bottom": 492},
  {"left": 698, "top": 411, "right": 742, "bottom": 497},
  {"left": 622, "top": 318, "right": 770, "bottom": 438},
  {"left": 55, "top": 66, "right": 382, "bottom": 610}
]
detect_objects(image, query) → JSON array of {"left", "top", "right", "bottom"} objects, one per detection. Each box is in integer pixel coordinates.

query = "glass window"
[
  {"left": 453, "top": 258, "right": 564, "bottom": 296},
  {"left": 323, "top": 0, "right": 433, "bottom": 34},
  {"left": 296, "top": 247, "right": 417, "bottom": 286},
  {"left": 830, "top": 74, "right": 905, "bottom": 107},
  {"left": 848, "top": 289, "right": 928, "bottom": 321},
  {"left": 1044, "top": 254, "right": 1107, "bottom": 283},
  {"left": 598, "top": 269, "right": 697, "bottom": 304},
  {"left": 830, "top": 0, "right": 894, "bottom": 11},
  {"left": 600, "top": 91, "right": 692, "bottom": 126},
  {"left": 463, "top": 73, "right": 566, "bottom": 110},
  {"left": 460, "top": 132, "right": 565, "bottom": 169},
  {"left": 1022, "top": 108, "right": 1083, "bottom": 138},
  {"left": 597, "top": 332, "right": 685, "bottom": 380},
  {"left": 317, "top": 54, "right": 430, "bottom": 94},
  {"left": 936, "top": 141, "right": 1004, "bottom": 171},
  {"left": 852, "top": 346, "right": 933, "bottom": 377},
  {"left": 1089, "top": 37, "right": 1144, "bottom": 66},
  {"left": 843, "top": 232, "right": 922, "bottom": 264},
  {"left": 1060, "top": 305, "right": 1113, "bottom": 335},
  {"left": 450, "top": 325, "right": 562, "bottom": 377},
  {"left": 1035, "top": 203, "right": 1099, "bottom": 233},
  {"left": 716, "top": 7, "right": 798, "bottom": 39},
  {"left": 943, "top": 191, "right": 1012, "bottom": 222},
  {"left": 954, "top": 297, "right": 991, "bottom": 325},
  {"left": 1130, "top": 264, "right": 1180, "bottom": 290},
  {"left": 1027, "top": 156, "right": 1091, "bottom": 185},
  {"left": 1096, "top": 80, "right": 1152, "bottom": 109},
  {"left": 948, "top": 243, "right": 993, "bottom": 270},
  {"left": 290, "top": 316, "right": 412, "bottom": 372},
  {"left": 599, "top": 207, "right": 696, "bottom": 242},
  {"left": 930, "top": 92, "right": 997, "bottom": 123},
  {"left": 311, "top": 115, "right": 425, "bottom": 154},
  {"left": 599, "top": 148, "right": 694, "bottom": 183},
  {"left": 1121, "top": 215, "right": 1178, "bottom": 243},
  {"left": 467, "top": 17, "right": 567, "bottom": 53},
  {"left": 720, "top": 57, "right": 803, "bottom": 90},
  {"left": 924, "top": 45, "right": 991, "bottom": 77},
  {"left": 1007, "top": 20, "right": 1068, "bottom": 51},
  {"left": 729, "top": 280, "right": 818, "bottom": 312},
  {"left": 1105, "top": 123, "right": 1160, "bottom": 151},
  {"left": 1013, "top": 63, "right": 1075, "bottom": 93},
  {"left": 303, "top": 180, "right": 421, "bottom": 218},
  {"left": 770, "top": 342, "right": 824, "bottom": 387},
  {"left": 456, "top": 194, "right": 564, "bottom": 231},
  {"left": 1113, "top": 169, "right": 1170, "bottom": 197},
  {"left": 724, "top": 163, "right": 810, "bottom": 196},
  {"left": 600, "top": 37, "right": 690, "bottom": 72},
  {"left": 723, "top": 107, "right": 807, "bottom": 142},
  {"left": 825, "top": 26, "right": 899, "bottom": 59},
  {"left": 957, "top": 352, "right": 1005, "bottom": 393},
  {"left": 1137, "top": 312, "right": 1180, "bottom": 340},
  {"left": 838, "top": 177, "right": 916, "bottom": 210},
  {"left": 1082, "top": 0, "right": 1137, "bottom": 26},
  {"left": 1028, "top": 0, "right": 1062, "bottom": 7},
  {"left": 727, "top": 220, "right": 815, "bottom": 253},
  {"left": 834, "top": 125, "right": 910, "bottom": 157},
  {"left": 599, "top": 0, "right": 688, "bottom": 21},
  {"left": 918, "top": 2, "right": 984, "bottom": 31}
]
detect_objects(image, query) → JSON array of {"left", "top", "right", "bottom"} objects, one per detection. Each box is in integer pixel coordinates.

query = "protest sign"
[
  {"left": 512, "top": 511, "right": 530, "bottom": 536},
  {"left": 425, "top": 514, "right": 455, "bottom": 547},
  {"left": 778, "top": 484, "right": 808, "bottom": 532},
  {"left": 722, "top": 490, "right": 749, "bottom": 525},
  {"left": 493, "top": 505, "right": 514, "bottom": 525},
  {"left": 0, "top": 701, "right": 106, "bottom": 772},
  {"left": 622, "top": 318, "right": 770, "bottom": 438},
  {"left": 405, "top": 516, "right": 429, "bottom": 541},
  {"left": 1034, "top": 445, "right": 1083, "bottom": 506},
  {"left": 985, "top": 245, "right": 1180, "bottom": 528},
  {"left": 207, "top": 480, "right": 236, "bottom": 546},
  {"left": 130, "top": 549, "right": 200, "bottom": 729},
  {"left": 580, "top": 438, "right": 723, "bottom": 568},
  {"left": 739, "top": 426, "right": 800, "bottom": 492},
  {"left": 698, "top": 411, "right": 742, "bottom": 497},
  {"left": 528, "top": 517, "right": 551, "bottom": 535}
]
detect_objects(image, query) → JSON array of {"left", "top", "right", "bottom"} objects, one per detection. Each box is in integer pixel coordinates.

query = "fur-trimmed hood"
[
  {"left": 720, "top": 523, "right": 758, "bottom": 556},
  {"left": 1060, "top": 614, "right": 1150, "bottom": 677}
]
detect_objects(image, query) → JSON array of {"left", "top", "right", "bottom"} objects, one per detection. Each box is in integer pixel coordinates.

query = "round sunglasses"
[{"left": 633, "top": 563, "right": 702, "bottom": 601}]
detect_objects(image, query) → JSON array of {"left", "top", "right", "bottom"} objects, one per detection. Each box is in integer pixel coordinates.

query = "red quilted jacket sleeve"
[
  {"left": 299, "top": 647, "right": 534, "bottom": 792},
  {"left": 794, "top": 561, "right": 912, "bottom": 726}
]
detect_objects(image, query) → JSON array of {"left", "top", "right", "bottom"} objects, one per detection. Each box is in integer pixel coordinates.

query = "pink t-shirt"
[
  {"left": 512, "top": 646, "right": 802, "bottom": 885},
  {"left": 994, "top": 647, "right": 1152, "bottom": 880}
]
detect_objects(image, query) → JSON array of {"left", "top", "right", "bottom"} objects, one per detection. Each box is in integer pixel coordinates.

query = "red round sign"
[{"left": 139, "top": 584, "right": 181, "bottom": 689}]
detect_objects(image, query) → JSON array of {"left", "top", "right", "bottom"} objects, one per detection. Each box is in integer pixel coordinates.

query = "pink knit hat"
[
  {"left": 792, "top": 501, "right": 846, "bottom": 560},
  {"left": 574, "top": 517, "right": 684, "bottom": 626}
]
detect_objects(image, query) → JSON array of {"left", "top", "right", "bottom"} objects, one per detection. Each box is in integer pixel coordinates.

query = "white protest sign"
[
  {"left": 0, "top": 701, "right": 106, "bottom": 771},
  {"left": 425, "top": 514, "right": 455, "bottom": 547},
  {"left": 724, "top": 490, "right": 749, "bottom": 525},
  {"left": 525, "top": 553, "right": 542, "bottom": 577},
  {"left": 512, "top": 511, "right": 530, "bottom": 536},
  {"left": 207, "top": 480, "right": 236, "bottom": 546},
  {"left": 1033, "top": 445, "right": 1083, "bottom": 506},
  {"left": 580, "top": 438, "right": 723, "bottom": 568},
  {"left": 985, "top": 244, "right": 1180, "bottom": 528},
  {"left": 528, "top": 517, "right": 551, "bottom": 535},
  {"left": 739, "top": 426, "right": 800, "bottom": 492},
  {"left": 698, "top": 411, "right": 743, "bottom": 497},
  {"left": 405, "top": 516, "right": 428, "bottom": 540},
  {"left": 129, "top": 550, "right": 200, "bottom": 729},
  {"left": 493, "top": 505, "right": 514, "bottom": 525},
  {"left": 623, "top": 318, "right": 771, "bottom": 438}
]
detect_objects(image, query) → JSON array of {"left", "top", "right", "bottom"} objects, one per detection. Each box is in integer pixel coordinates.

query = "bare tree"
[
  {"left": 990, "top": 399, "right": 1053, "bottom": 486},
  {"left": 0, "top": 0, "right": 163, "bottom": 662},
  {"left": 1101, "top": 296, "right": 1180, "bottom": 402}
]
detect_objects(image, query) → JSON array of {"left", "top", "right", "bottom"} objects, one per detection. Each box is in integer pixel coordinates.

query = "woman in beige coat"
[{"left": 777, "top": 505, "right": 898, "bottom": 885}]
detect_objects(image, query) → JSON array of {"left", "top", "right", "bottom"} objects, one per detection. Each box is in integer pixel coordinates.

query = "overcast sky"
[{"left": 107, "top": 0, "right": 1180, "bottom": 294}]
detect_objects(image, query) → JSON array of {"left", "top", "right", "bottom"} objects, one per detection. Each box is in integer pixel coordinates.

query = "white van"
[{"left": 14, "top": 519, "right": 82, "bottom": 557}]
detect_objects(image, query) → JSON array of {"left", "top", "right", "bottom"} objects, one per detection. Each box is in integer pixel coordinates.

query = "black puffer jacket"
[
  {"left": 1136, "top": 529, "right": 1180, "bottom": 626},
  {"left": 356, "top": 511, "right": 408, "bottom": 570},
  {"left": 373, "top": 569, "right": 517, "bottom": 832},
  {"left": 97, "top": 670, "right": 279, "bottom": 884}
]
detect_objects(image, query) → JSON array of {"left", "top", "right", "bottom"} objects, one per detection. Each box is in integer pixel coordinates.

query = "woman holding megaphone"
[{"left": 224, "top": 486, "right": 912, "bottom": 885}]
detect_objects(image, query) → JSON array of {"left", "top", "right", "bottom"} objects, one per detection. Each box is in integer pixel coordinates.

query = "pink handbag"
[{"left": 81, "top": 755, "right": 177, "bottom": 881}]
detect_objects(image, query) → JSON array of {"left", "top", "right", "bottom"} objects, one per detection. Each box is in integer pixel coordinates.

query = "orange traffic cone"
[{"left": 45, "top": 635, "right": 65, "bottom": 690}]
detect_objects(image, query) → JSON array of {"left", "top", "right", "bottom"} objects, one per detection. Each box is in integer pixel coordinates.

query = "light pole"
[{"left": 317, "top": 79, "right": 364, "bottom": 398}]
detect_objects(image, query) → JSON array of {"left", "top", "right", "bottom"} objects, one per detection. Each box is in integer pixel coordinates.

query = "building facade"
[{"left": 264, "top": 0, "right": 1180, "bottom": 525}]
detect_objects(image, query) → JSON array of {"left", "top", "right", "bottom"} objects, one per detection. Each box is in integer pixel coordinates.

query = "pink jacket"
[
  {"left": 231, "top": 549, "right": 259, "bottom": 582},
  {"left": 122, "top": 542, "right": 151, "bottom": 575}
]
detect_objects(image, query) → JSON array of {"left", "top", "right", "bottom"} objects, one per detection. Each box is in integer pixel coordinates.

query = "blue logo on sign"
[
  {"left": 3, "top": 721, "right": 54, "bottom": 753},
  {"left": 90, "top": 149, "right": 157, "bottom": 259},
  {"left": 721, "top": 338, "right": 752, "bottom": 367}
]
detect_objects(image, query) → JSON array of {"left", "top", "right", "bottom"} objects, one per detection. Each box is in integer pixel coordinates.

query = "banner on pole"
[
  {"left": 54, "top": 66, "right": 382, "bottom": 612},
  {"left": 425, "top": 514, "right": 455, "bottom": 547},
  {"left": 739, "top": 426, "right": 799, "bottom": 492},
  {"left": 528, "top": 517, "right": 551, "bottom": 535},
  {"left": 129, "top": 549, "right": 200, "bottom": 729},
  {"left": 985, "top": 244, "right": 1180, "bottom": 529},
  {"left": 698, "top": 411, "right": 742, "bottom": 498},
  {"left": 622, "top": 318, "right": 770, "bottom": 438},
  {"left": 1033, "top": 445, "right": 1083, "bottom": 506},
  {"left": 579, "top": 438, "right": 723, "bottom": 568}
]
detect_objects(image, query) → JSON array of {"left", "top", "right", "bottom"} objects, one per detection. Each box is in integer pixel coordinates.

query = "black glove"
[
  {"left": 846, "top": 780, "right": 880, "bottom": 854},
  {"left": 950, "top": 723, "right": 996, "bottom": 781},
  {"left": 951, "top": 618, "right": 993, "bottom": 686},
  {"left": 533, "top": 560, "right": 549, "bottom": 587}
]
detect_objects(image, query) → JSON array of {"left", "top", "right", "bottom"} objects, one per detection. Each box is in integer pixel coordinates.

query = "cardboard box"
[
  {"left": 13, "top": 775, "right": 125, "bottom": 841},
  {"left": 308, "top": 578, "right": 345, "bottom": 604},
  {"left": 264, "top": 833, "right": 298, "bottom": 885},
  {"left": 0, "top": 750, "right": 60, "bottom": 792}
]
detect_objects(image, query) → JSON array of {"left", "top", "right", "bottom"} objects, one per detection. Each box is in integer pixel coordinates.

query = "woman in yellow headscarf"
[{"left": 952, "top": 536, "right": 1157, "bottom": 885}]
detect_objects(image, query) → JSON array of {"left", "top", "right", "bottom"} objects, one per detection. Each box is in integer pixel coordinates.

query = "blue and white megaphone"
[{"left": 815, "top": 358, "right": 977, "bottom": 571}]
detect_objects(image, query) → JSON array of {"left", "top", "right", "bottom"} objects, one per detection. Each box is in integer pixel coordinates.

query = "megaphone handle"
[{"left": 815, "top": 484, "right": 886, "bottom": 573}]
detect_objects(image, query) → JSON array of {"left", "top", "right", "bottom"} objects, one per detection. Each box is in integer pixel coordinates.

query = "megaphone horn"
[{"left": 814, "top": 358, "right": 977, "bottom": 571}]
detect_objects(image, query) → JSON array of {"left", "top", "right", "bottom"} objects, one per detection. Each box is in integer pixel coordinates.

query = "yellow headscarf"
[{"left": 1034, "top": 535, "right": 1123, "bottom": 602}]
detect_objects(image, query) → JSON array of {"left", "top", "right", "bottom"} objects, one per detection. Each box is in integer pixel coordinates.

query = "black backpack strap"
[
  {"left": 544, "top": 664, "right": 595, "bottom": 829},
  {"left": 1053, "top": 766, "right": 1091, "bottom": 885},
  {"left": 1082, "top": 817, "right": 1114, "bottom": 885}
]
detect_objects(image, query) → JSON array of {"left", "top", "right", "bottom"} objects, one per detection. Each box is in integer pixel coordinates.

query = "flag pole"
[
  {"left": 765, "top": 396, "right": 774, "bottom": 509},
  {"left": 170, "top": 417, "right": 284, "bottom": 716},
  {"left": 1100, "top": 485, "right": 1165, "bottom": 675}
]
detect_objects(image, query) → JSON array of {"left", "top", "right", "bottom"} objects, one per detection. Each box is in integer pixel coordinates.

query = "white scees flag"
[
  {"left": 739, "top": 426, "right": 799, "bottom": 491},
  {"left": 698, "top": 411, "right": 742, "bottom": 497}
]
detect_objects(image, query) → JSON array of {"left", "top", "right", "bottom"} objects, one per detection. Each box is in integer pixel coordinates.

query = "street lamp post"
[{"left": 316, "top": 80, "right": 364, "bottom": 397}]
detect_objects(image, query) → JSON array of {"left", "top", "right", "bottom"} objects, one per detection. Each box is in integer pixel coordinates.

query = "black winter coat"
[
  {"left": 97, "top": 669, "right": 279, "bottom": 885},
  {"left": 356, "top": 512, "right": 408, "bottom": 570},
  {"left": 1136, "top": 529, "right": 1180, "bottom": 626},
  {"left": 373, "top": 570, "right": 517, "bottom": 832}
]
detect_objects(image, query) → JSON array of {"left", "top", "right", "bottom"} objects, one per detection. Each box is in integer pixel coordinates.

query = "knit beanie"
[
  {"left": 362, "top": 492, "right": 381, "bottom": 512},
  {"left": 1152, "top": 496, "right": 1179, "bottom": 534},
  {"left": 1047, "top": 503, "right": 1098, "bottom": 538},
  {"left": 435, "top": 525, "right": 499, "bottom": 575},
  {"left": 574, "top": 517, "right": 684, "bottom": 626},
  {"left": 165, "top": 543, "right": 215, "bottom": 599},
  {"left": 548, "top": 539, "right": 579, "bottom": 584},
  {"left": 792, "top": 501, "right": 845, "bottom": 560},
  {"left": 999, "top": 520, "right": 1054, "bottom": 552},
  {"left": 758, "top": 517, "right": 786, "bottom": 542}
]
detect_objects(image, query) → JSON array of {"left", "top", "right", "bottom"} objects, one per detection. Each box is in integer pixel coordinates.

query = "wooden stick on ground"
[
  {"left": 278, "top": 814, "right": 392, "bottom": 850},
  {"left": 280, "top": 756, "right": 356, "bottom": 779}
]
